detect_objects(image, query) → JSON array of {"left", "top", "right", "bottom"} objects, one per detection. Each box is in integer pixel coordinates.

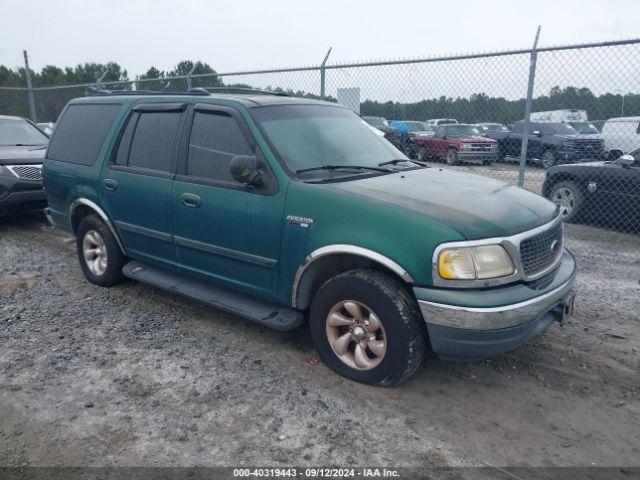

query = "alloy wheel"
[
  {"left": 552, "top": 187, "right": 575, "bottom": 217},
  {"left": 325, "top": 300, "right": 387, "bottom": 371},
  {"left": 82, "top": 229, "right": 108, "bottom": 276}
]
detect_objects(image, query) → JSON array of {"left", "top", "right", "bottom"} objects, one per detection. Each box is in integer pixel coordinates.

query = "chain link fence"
[{"left": 1, "top": 38, "right": 639, "bottom": 235}]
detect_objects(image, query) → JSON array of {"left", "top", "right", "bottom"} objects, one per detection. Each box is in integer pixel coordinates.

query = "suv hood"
[
  {"left": 0, "top": 145, "right": 47, "bottom": 165},
  {"left": 328, "top": 168, "right": 558, "bottom": 239}
]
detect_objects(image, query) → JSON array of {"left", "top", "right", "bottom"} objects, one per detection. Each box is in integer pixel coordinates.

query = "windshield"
[
  {"left": 0, "top": 118, "right": 49, "bottom": 146},
  {"left": 548, "top": 123, "right": 578, "bottom": 135},
  {"left": 570, "top": 122, "right": 599, "bottom": 134},
  {"left": 446, "top": 125, "right": 481, "bottom": 137},
  {"left": 252, "top": 105, "right": 405, "bottom": 175}
]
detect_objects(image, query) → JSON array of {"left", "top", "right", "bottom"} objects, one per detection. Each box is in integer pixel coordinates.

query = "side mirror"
[
  {"left": 614, "top": 154, "right": 635, "bottom": 168},
  {"left": 607, "top": 149, "right": 624, "bottom": 161},
  {"left": 230, "top": 155, "right": 262, "bottom": 186}
]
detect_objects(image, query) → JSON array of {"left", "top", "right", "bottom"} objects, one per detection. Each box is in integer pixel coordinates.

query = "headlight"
[
  {"left": 461, "top": 143, "right": 472, "bottom": 150},
  {"left": 438, "top": 244, "right": 515, "bottom": 280}
]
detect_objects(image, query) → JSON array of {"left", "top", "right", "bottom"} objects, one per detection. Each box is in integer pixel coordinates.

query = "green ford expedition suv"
[{"left": 43, "top": 92, "right": 576, "bottom": 386}]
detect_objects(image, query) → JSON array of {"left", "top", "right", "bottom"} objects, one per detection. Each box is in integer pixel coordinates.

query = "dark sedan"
[
  {"left": 0, "top": 115, "right": 48, "bottom": 216},
  {"left": 542, "top": 149, "right": 640, "bottom": 230}
]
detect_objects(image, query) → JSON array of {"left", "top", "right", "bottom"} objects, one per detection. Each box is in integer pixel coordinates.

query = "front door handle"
[
  {"left": 181, "top": 193, "right": 202, "bottom": 208},
  {"left": 103, "top": 179, "right": 118, "bottom": 191}
]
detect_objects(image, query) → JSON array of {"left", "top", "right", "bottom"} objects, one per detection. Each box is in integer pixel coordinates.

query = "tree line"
[{"left": 1, "top": 60, "right": 637, "bottom": 124}]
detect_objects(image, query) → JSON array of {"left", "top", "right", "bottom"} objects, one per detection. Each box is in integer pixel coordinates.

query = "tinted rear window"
[{"left": 47, "top": 103, "right": 121, "bottom": 165}]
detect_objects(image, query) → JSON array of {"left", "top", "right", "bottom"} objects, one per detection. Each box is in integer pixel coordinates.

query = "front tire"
[
  {"left": 309, "top": 270, "right": 426, "bottom": 386},
  {"left": 541, "top": 149, "right": 557, "bottom": 169},
  {"left": 76, "top": 214, "right": 125, "bottom": 287},
  {"left": 550, "top": 181, "right": 583, "bottom": 223},
  {"left": 446, "top": 148, "right": 459, "bottom": 166}
]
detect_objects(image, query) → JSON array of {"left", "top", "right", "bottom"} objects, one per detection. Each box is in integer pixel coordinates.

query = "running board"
[{"left": 122, "top": 261, "right": 303, "bottom": 331}]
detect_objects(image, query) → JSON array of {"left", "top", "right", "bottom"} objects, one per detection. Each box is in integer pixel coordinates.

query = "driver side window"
[{"left": 187, "top": 111, "right": 253, "bottom": 183}]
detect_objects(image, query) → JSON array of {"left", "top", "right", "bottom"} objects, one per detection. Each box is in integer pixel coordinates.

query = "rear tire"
[
  {"left": 417, "top": 147, "right": 428, "bottom": 162},
  {"left": 550, "top": 181, "right": 583, "bottom": 223},
  {"left": 309, "top": 270, "right": 426, "bottom": 386},
  {"left": 76, "top": 214, "right": 125, "bottom": 287}
]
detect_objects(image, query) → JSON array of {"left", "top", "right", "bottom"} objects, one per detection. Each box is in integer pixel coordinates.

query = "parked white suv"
[
  {"left": 601, "top": 117, "right": 640, "bottom": 154},
  {"left": 426, "top": 118, "right": 458, "bottom": 126}
]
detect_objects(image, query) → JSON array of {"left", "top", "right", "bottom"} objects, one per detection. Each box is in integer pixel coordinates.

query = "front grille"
[
  {"left": 519, "top": 222, "right": 563, "bottom": 277},
  {"left": 7, "top": 165, "right": 42, "bottom": 181},
  {"left": 468, "top": 143, "right": 495, "bottom": 151},
  {"left": 563, "top": 140, "right": 604, "bottom": 157}
]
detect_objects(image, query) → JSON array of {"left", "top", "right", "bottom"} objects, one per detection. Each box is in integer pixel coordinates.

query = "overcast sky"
[{"left": 1, "top": 0, "right": 638, "bottom": 75}]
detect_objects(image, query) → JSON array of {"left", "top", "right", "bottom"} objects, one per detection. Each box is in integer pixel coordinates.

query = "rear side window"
[
  {"left": 114, "top": 111, "right": 181, "bottom": 172},
  {"left": 47, "top": 103, "right": 121, "bottom": 165},
  {"left": 187, "top": 111, "right": 252, "bottom": 182},
  {"left": 512, "top": 122, "right": 523, "bottom": 134}
]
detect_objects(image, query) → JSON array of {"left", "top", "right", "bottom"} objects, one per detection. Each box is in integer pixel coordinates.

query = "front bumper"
[
  {"left": 557, "top": 148, "right": 604, "bottom": 163},
  {"left": 415, "top": 249, "right": 576, "bottom": 360},
  {"left": 457, "top": 150, "right": 498, "bottom": 163},
  {"left": 0, "top": 175, "right": 46, "bottom": 213}
]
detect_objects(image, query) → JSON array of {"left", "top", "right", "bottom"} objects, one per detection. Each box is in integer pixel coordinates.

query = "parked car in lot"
[
  {"left": 44, "top": 92, "right": 576, "bottom": 386},
  {"left": 362, "top": 116, "right": 389, "bottom": 131},
  {"left": 414, "top": 124, "right": 498, "bottom": 165},
  {"left": 543, "top": 149, "right": 640, "bottom": 226},
  {"left": 0, "top": 115, "right": 49, "bottom": 216},
  {"left": 426, "top": 118, "right": 458, "bottom": 126},
  {"left": 386, "top": 120, "right": 434, "bottom": 156},
  {"left": 601, "top": 116, "right": 640, "bottom": 154},
  {"left": 486, "top": 121, "right": 605, "bottom": 168},
  {"left": 37, "top": 122, "right": 55, "bottom": 136},
  {"left": 475, "top": 123, "right": 509, "bottom": 134}
]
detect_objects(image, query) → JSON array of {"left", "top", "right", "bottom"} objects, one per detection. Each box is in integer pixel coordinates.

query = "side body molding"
[
  {"left": 69, "top": 198, "right": 127, "bottom": 255},
  {"left": 291, "top": 244, "right": 415, "bottom": 308}
]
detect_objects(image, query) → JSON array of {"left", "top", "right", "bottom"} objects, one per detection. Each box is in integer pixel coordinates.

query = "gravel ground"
[{"left": 0, "top": 214, "right": 639, "bottom": 469}]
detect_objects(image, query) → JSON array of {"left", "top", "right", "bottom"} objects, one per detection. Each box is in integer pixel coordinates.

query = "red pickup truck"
[{"left": 414, "top": 124, "right": 498, "bottom": 165}]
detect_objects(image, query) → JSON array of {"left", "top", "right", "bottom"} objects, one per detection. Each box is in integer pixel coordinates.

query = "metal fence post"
[
  {"left": 517, "top": 26, "right": 541, "bottom": 188},
  {"left": 22, "top": 50, "right": 37, "bottom": 122},
  {"left": 95, "top": 71, "right": 106, "bottom": 92},
  {"left": 320, "top": 47, "right": 332, "bottom": 100},
  {"left": 186, "top": 63, "right": 197, "bottom": 91}
]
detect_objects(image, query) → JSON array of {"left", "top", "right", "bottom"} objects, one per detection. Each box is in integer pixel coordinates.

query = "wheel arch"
[
  {"left": 69, "top": 198, "right": 126, "bottom": 255},
  {"left": 291, "top": 245, "right": 415, "bottom": 310},
  {"left": 542, "top": 172, "right": 583, "bottom": 197}
]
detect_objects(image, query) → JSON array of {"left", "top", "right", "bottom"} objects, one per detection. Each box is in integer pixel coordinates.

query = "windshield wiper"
[
  {"left": 296, "top": 164, "right": 390, "bottom": 174},
  {"left": 378, "top": 158, "right": 428, "bottom": 167}
]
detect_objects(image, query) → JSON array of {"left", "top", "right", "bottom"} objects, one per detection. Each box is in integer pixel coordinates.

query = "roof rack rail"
[
  {"left": 205, "top": 87, "right": 290, "bottom": 97},
  {"left": 87, "top": 89, "right": 211, "bottom": 97}
]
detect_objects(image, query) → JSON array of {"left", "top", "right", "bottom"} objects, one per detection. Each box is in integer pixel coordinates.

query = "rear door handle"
[
  {"left": 181, "top": 193, "right": 202, "bottom": 208},
  {"left": 103, "top": 179, "right": 118, "bottom": 191}
]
